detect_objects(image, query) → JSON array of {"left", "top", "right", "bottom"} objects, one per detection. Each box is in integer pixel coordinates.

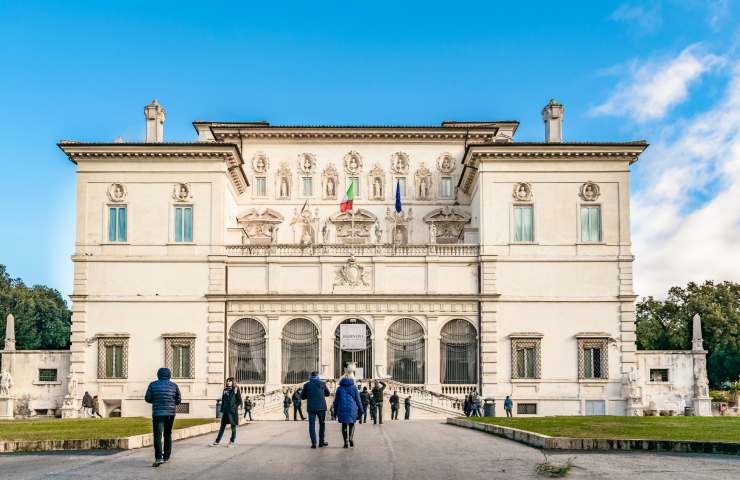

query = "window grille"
[
  {"left": 229, "top": 318, "right": 266, "bottom": 384},
  {"left": 650, "top": 368, "right": 669, "bottom": 382},
  {"left": 98, "top": 337, "right": 128, "bottom": 379},
  {"left": 387, "top": 318, "right": 425, "bottom": 384},
  {"left": 517, "top": 403, "right": 537, "bottom": 414},
  {"left": 511, "top": 337, "right": 541, "bottom": 379},
  {"left": 578, "top": 338, "right": 608, "bottom": 379},
  {"left": 164, "top": 336, "right": 195, "bottom": 379},
  {"left": 282, "top": 319, "right": 319, "bottom": 384},
  {"left": 440, "top": 319, "right": 477, "bottom": 384},
  {"left": 38, "top": 369, "right": 58, "bottom": 382}
]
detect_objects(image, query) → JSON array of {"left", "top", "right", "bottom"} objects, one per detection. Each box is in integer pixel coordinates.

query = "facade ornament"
[
  {"left": 297, "top": 152, "right": 317, "bottom": 175},
  {"left": 390, "top": 152, "right": 410, "bottom": 175},
  {"left": 276, "top": 162, "right": 292, "bottom": 199},
  {"left": 107, "top": 183, "right": 127, "bottom": 203},
  {"left": 374, "top": 222, "right": 382, "bottom": 243},
  {"left": 579, "top": 181, "right": 600, "bottom": 201},
  {"left": 290, "top": 207, "right": 319, "bottom": 245},
  {"left": 237, "top": 208, "right": 284, "bottom": 245},
  {"left": 330, "top": 209, "right": 377, "bottom": 244},
  {"left": 423, "top": 206, "right": 471, "bottom": 244},
  {"left": 436, "top": 152, "right": 455, "bottom": 174},
  {"left": 322, "top": 221, "right": 330, "bottom": 244},
  {"left": 322, "top": 163, "right": 339, "bottom": 200},
  {"left": 173, "top": 182, "right": 191, "bottom": 202},
  {"left": 414, "top": 163, "right": 432, "bottom": 200},
  {"left": 369, "top": 164, "right": 385, "bottom": 200},
  {"left": 512, "top": 182, "right": 533, "bottom": 202},
  {"left": 0, "top": 369, "right": 13, "bottom": 396},
  {"left": 693, "top": 355, "right": 710, "bottom": 398},
  {"left": 252, "top": 151, "right": 269, "bottom": 173},
  {"left": 333, "top": 255, "right": 371, "bottom": 288},
  {"left": 344, "top": 151, "right": 363, "bottom": 175},
  {"left": 385, "top": 207, "right": 414, "bottom": 245}
]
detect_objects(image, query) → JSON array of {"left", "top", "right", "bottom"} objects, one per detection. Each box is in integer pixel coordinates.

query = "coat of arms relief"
[{"left": 333, "top": 256, "right": 372, "bottom": 289}]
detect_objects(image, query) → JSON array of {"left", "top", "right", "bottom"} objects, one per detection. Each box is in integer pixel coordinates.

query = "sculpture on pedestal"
[{"left": 0, "top": 370, "right": 13, "bottom": 396}]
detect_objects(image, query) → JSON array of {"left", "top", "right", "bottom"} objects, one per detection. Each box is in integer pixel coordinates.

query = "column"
[
  {"left": 320, "top": 315, "right": 334, "bottom": 378},
  {"left": 372, "top": 315, "right": 387, "bottom": 378},
  {"left": 426, "top": 315, "right": 441, "bottom": 393},
  {"left": 265, "top": 315, "right": 281, "bottom": 391}
]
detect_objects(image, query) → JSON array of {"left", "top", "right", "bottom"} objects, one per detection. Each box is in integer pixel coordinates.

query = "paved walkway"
[{"left": 1, "top": 420, "right": 739, "bottom": 479}]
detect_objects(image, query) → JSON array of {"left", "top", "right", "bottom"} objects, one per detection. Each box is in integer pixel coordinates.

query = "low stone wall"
[
  {"left": 0, "top": 421, "right": 220, "bottom": 453},
  {"left": 447, "top": 418, "right": 740, "bottom": 455}
]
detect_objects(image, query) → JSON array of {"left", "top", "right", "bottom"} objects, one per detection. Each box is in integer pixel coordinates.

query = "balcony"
[{"left": 225, "top": 243, "right": 480, "bottom": 257}]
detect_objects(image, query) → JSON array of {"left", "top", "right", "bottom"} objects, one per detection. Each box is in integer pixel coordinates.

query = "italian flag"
[{"left": 340, "top": 181, "right": 355, "bottom": 212}]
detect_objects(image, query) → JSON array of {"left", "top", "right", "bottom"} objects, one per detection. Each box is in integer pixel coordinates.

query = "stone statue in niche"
[
  {"left": 322, "top": 222, "right": 330, "bottom": 244},
  {"left": 513, "top": 182, "right": 533, "bottom": 202},
  {"left": 373, "top": 177, "right": 383, "bottom": 198},
  {"left": 277, "top": 162, "right": 292, "bottom": 199},
  {"left": 385, "top": 207, "right": 413, "bottom": 245},
  {"left": 579, "top": 181, "right": 600, "bottom": 201},
  {"left": 415, "top": 163, "right": 432, "bottom": 200},
  {"left": 322, "top": 163, "right": 339, "bottom": 200},
  {"left": 369, "top": 163, "right": 385, "bottom": 200},
  {"left": 252, "top": 152, "right": 269, "bottom": 173},
  {"left": 107, "top": 183, "right": 127, "bottom": 203}
]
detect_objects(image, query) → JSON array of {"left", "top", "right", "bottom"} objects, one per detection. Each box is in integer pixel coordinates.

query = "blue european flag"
[{"left": 395, "top": 179, "right": 402, "bottom": 213}]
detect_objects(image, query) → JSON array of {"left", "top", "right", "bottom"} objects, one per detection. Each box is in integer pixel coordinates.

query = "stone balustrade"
[
  {"left": 225, "top": 243, "right": 480, "bottom": 257},
  {"left": 441, "top": 384, "right": 478, "bottom": 398}
]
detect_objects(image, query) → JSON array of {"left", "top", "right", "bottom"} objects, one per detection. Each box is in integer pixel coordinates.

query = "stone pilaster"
[
  {"left": 372, "top": 315, "right": 387, "bottom": 378},
  {"left": 207, "top": 256, "right": 226, "bottom": 395},
  {"left": 426, "top": 315, "right": 441, "bottom": 392},
  {"left": 320, "top": 315, "right": 333, "bottom": 378},
  {"left": 479, "top": 254, "right": 498, "bottom": 398},
  {"left": 265, "top": 315, "right": 281, "bottom": 390}
]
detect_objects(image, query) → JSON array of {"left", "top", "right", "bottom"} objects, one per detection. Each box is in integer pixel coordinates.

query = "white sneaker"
[{"left": 209, "top": 442, "right": 220, "bottom": 447}]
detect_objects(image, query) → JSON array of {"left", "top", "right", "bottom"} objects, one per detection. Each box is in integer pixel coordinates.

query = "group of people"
[
  {"left": 462, "top": 391, "right": 514, "bottom": 418},
  {"left": 80, "top": 391, "right": 102, "bottom": 418},
  {"left": 143, "top": 367, "right": 416, "bottom": 466}
]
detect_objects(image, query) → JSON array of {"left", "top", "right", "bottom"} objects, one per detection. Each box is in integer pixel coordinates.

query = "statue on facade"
[
  {"left": 373, "top": 177, "right": 383, "bottom": 199},
  {"left": 326, "top": 177, "right": 336, "bottom": 198},
  {"left": 322, "top": 222, "right": 330, "bottom": 244},
  {"left": 0, "top": 369, "right": 13, "bottom": 396},
  {"left": 280, "top": 177, "right": 289, "bottom": 198},
  {"left": 374, "top": 223, "right": 382, "bottom": 243},
  {"left": 66, "top": 372, "right": 78, "bottom": 398}
]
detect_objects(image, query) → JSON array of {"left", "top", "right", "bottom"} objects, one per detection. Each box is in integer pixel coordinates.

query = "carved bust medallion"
[
  {"left": 173, "top": 183, "right": 191, "bottom": 202},
  {"left": 390, "top": 152, "right": 410, "bottom": 175},
  {"left": 107, "top": 183, "right": 127, "bottom": 203},
  {"left": 252, "top": 152, "right": 269, "bottom": 173},
  {"left": 297, "top": 152, "right": 317, "bottom": 175},
  {"left": 344, "top": 151, "right": 363, "bottom": 175},
  {"left": 437, "top": 152, "right": 455, "bottom": 174},
  {"left": 512, "top": 182, "right": 533, "bottom": 202},
  {"left": 579, "top": 181, "right": 600, "bottom": 201}
]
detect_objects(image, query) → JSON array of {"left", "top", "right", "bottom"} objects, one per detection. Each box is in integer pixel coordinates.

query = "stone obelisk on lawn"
[
  {"left": 691, "top": 314, "right": 712, "bottom": 416},
  {"left": 0, "top": 313, "right": 16, "bottom": 419}
]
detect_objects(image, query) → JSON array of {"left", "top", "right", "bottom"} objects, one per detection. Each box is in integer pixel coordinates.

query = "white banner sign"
[{"left": 340, "top": 324, "right": 366, "bottom": 351}]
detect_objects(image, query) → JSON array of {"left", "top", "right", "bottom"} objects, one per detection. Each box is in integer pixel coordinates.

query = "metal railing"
[{"left": 226, "top": 244, "right": 480, "bottom": 257}]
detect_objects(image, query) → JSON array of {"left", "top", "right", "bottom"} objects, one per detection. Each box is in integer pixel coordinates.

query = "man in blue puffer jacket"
[
  {"left": 145, "top": 368, "right": 181, "bottom": 467},
  {"left": 300, "top": 371, "right": 330, "bottom": 449}
]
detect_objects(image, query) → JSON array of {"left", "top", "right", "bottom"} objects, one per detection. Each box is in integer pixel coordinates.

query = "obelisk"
[{"left": 4, "top": 313, "right": 15, "bottom": 351}]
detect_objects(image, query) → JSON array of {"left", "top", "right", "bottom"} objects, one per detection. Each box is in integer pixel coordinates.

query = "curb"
[
  {"left": 446, "top": 418, "right": 740, "bottom": 455},
  {"left": 0, "top": 421, "right": 221, "bottom": 453}
]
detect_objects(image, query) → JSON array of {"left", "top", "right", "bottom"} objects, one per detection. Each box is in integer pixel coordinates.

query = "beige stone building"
[{"left": 43, "top": 99, "right": 711, "bottom": 418}]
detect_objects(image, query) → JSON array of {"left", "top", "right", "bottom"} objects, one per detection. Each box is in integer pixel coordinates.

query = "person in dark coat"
[
  {"left": 283, "top": 391, "right": 292, "bottom": 421},
  {"left": 292, "top": 387, "right": 305, "bottom": 421},
  {"left": 368, "top": 394, "right": 377, "bottom": 423},
  {"left": 463, "top": 395, "right": 472, "bottom": 417},
  {"left": 81, "top": 391, "right": 93, "bottom": 417},
  {"left": 144, "top": 367, "right": 182, "bottom": 467},
  {"left": 404, "top": 396, "right": 411, "bottom": 420},
  {"left": 333, "top": 376, "right": 364, "bottom": 448},
  {"left": 504, "top": 395, "right": 513, "bottom": 418},
  {"left": 359, "top": 387, "right": 370, "bottom": 424},
  {"left": 371, "top": 380, "right": 386, "bottom": 424},
  {"left": 389, "top": 391, "right": 400, "bottom": 420},
  {"left": 92, "top": 395, "right": 102, "bottom": 418},
  {"left": 243, "top": 396, "right": 253, "bottom": 421},
  {"left": 210, "top": 377, "right": 242, "bottom": 447},
  {"left": 301, "top": 371, "right": 331, "bottom": 449}
]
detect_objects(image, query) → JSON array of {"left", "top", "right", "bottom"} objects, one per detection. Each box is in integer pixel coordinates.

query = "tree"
[
  {"left": 636, "top": 281, "right": 740, "bottom": 388},
  {"left": 0, "top": 264, "right": 71, "bottom": 350}
]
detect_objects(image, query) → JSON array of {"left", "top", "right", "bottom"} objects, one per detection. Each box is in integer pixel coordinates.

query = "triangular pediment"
[
  {"left": 423, "top": 206, "right": 471, "bottom": 224},
  {"left": 330, "top": 208, "right": 377, "bottom": 223},
  {"left": 237, "top": 208, "right": 284, "bottom": 225}
]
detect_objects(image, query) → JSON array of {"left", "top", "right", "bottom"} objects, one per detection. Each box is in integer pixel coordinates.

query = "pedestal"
[
  {"left": 692, "top": 397, "right": 712, "bottom": 416},
  {"left": 61, "top": 395, "right": 79, "bottom": 418},
  {"left": 0, "top": 395, "right": 15, "bottom": 419}
]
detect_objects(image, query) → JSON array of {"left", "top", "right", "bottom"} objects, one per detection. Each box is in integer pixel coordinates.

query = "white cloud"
[
  {"left": 592, "top": 45, "right": 725, "bottom": 122},
  {"left": 632, "top": 61, "right": 740, "bottom": 297},
  {"left": 610, "top": 4, "right": 663, "bottom": 33}
]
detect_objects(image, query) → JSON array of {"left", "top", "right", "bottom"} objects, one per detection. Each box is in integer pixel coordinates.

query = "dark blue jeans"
[
  {"left": 307, "top": 410, "right": 326, "bottom": 446},
  {"left": 215, "top": 413, "right": 237, "bottom": 444},
  {"left": 152, "top": 415, "right": 175, "bottom": 461}
]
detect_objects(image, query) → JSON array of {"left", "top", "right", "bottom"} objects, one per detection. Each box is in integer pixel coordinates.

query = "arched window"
[
  {"left": 387, "top": 318, "right": 425, "bottom": 384},
  {"left": 228, "top": 318, "right": 266, "bottom": 384},
  {"left": 440, "top": 319, "right": 477, "bottom": 384},
  {"left": 282, "top": 318, "right": 319, "bottom": 384},
  {"left": 334, "top": 318, "right": 373, "bottom": 379}
]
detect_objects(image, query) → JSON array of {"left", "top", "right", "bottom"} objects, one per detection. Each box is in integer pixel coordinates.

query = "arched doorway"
[
  {"left": 334, "top": 318, "right": 372, "bottom": 379},
  {"left": 440, "top": 319, "right": 478, "bottom": 384},
  {"left": 387, "top": 318, "right": 425, "bottom": 384},
  {"left": 228, "top": 318, "right": 266, "bottom": 384},
  {"left": 282, "top": 318, "right": 319, "bottom": 384}
]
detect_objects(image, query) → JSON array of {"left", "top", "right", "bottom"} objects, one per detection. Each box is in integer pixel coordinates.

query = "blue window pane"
[
  {"left": 117, "top": 207, "right": 126, "bottom": 242},
  {"left": 109, "top": 208, "right": 117, "bottom": 242},
  {"left": 522, "top": 207, "right": 533, "bottom": 241},
  {"left": 514, "top": 207, "right": 522, "bottom": 242},
  {"left": 590, "top": 207, "right": 600, "bottom": 241},
  {"left": 175, "top": 207, "right": 183, "bottom": 242},
  {"left": 184, "top": 207, "right": 193, "bottom": 242},
  {"left": 581, "top": 207, "right": 590, "bottom": 241}
]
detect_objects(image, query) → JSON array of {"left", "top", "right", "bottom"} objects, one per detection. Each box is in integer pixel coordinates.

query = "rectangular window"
[
  {"left": 108, "top": 206, "right": 127, "bottom": 242},
  {"left": 581, "top": 205, "right": 601, "bottom": 242},
  {"left": 516, "top": 347, "right": 537, "bottom": 378},
  {"left": 513, "top": 205, "right": 534, "bottom": 242},
  {"left": 511, "top": 337, "right": 541, "bottom": 379},
  {"left": 578, "top": 338, "right": 608, "bottom": 380},
  {"left": 650, "top": 368, "right": 669, "bottom": 382},
  {"left": 105, "top": 345, "right": 124, "bottom": 378},
  {"left": 254, "top": 177, "right": 267, "bottom": 197},
  {"left": 351, "top": 177, "right": 360, "bottom": 196},
  {"left": 172, "top": 345, "right": 192, "bottom": 378},
  {"left": 583, "top": 347, "right": 602, "bottom": 378},
  {"left": 175, "top": 206, "right": 193, "bottom": 242},
  {"left": 175, "top": 403, "right": 190, "bottom": 414},
  {"left": 302, "top": 177, "right": 313, "bottom": 197},
  {"left": 517, "top": 403, "right": 537, "bottom": 415},
  {"left": 396, "top": 177, "right": 406, "bottom": 198},
  {"left": 440, "top": 177, "right": 453, "bottom": 198},
  {"left": 585, "top": 400, "right": 606, "bottom": 415},
  {"left": 38, "top": 368, "right": 58, "bottom": 382}
]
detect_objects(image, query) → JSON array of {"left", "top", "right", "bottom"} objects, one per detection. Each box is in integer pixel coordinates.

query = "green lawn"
[
  {"left": 468, "top": 416, "right": 740, "bottom": 443},
  {"left": 0, "top": 417, "right": 215, "bottom": 442}
]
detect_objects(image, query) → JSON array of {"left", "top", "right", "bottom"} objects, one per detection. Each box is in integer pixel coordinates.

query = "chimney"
[
  {"left": 542, "top": 98, "right": 564, "bottom": 143},
  {"left": 144, "top": 99, "right": 166, "bottom": 142}
]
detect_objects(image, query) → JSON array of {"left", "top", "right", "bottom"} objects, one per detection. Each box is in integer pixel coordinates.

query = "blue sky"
[{"left": 1, "top": 1, "right": 739, "bottom": 299}]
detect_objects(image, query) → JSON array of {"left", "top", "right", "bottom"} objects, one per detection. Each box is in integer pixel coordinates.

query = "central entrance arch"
[
  {"left": 282, "top": 318, "right": 319, "bottom": 384},
  {"left": 334, "top": 318, "right": 373, "bottom": 379}
]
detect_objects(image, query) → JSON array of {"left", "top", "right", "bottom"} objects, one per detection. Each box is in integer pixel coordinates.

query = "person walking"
[
  {"left": 359, "top": 387, "right": 370, "bottom": 424},
  {"left": 504, "top": 395, "right": 513, "bottom": 418},
  {"left": 471, "top": 391, "right": 482, "bottom": 417},
  {"left": 371, "top": 380, "right": 386, "bottom": 424},
  {"left": 301, "top": 371, "right": 331, "bottom": 449},
  {"left": 243, "top": 396, "right": 253, "bottom": 421},
  {"left": 283, "top": 391, "right": 292, "bottom": 421},
  {"left": 463, "top": 395, "right": 472, "bottom": 417},
  {"left": 368, "top": 394, "right": 377, "bottom": 423},
  {"left": 91, "top": 395, "right": 102, "bottom": 418},
  {"left": 210, "top": 377, "right": 242, "bottom": 447},
  {"left": 292, "top": 387, "right": 305, "bottom": 421},
  {"left": 404, "top": 396, "right": 411, "bottom": 420},
  {"left": 333, "top": 376, "right": 364, "bottom": 448},
  {"left": 144, "top": 367, "right": 181, "bottom": 468},
  {"left": 389, "top": 391, "right": 400, "bottom": 420},
  {"left": 81, "top": 391, "right": 93, "bottom": 417}
]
